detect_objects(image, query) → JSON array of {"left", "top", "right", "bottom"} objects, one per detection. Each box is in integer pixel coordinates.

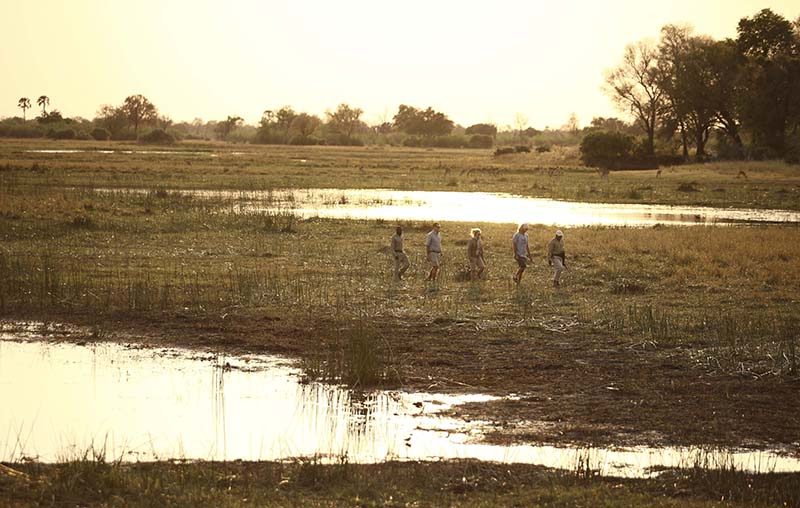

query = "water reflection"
[
  {"left": 1, "top": 336, "right": 798, "bottom": 478},
  {"left": 102, "top": 187, "right": 800, "bottom": 226}
]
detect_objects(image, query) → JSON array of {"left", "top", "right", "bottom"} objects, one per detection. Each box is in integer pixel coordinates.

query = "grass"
[
  {"left": 2, "top": 138, "right": 800, "bottom": 210},
  {"left": 2, "top": 456, "right": 799, "bottom": 507}
]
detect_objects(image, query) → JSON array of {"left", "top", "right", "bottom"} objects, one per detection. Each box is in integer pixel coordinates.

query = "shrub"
[
  {"left": 535, "top": 145, "right": 551, "bottom": 153},
  {"left": 47, "top": 128, "right": 76, "bottom": 140},
  {"left": 514, "top": 145, "right": 530, "bottom": 153},
  {"left": 326, "top": 134, "right": 364, "bottom": 146},
  {"left": 288, "top": 135, "right": 323, "bottom": 145},
  {"left": 90, "top": 128, "right": 111, "bottom": 141},
  {"left": 138, "top": 129, "right": 175, "bottom": 145},
  {"left": 467, "top": 134, "right": 493, "bottom": 149},
  {"left": 493, "top": 147, "right": 516, "bottom": 156},
  {"left": 580, "top": 131, "right": 635, "bottom": 168}
]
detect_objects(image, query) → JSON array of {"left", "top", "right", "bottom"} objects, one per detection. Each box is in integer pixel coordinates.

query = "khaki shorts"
[
  {"left": 515, "top": 255, "right": 528, "bottom": 268},
  {"left": 469, "top": 256, "right": 485, "bottom": 271},
  {"left": 427, "top": 252, "right": 442, "bottom": 267}
]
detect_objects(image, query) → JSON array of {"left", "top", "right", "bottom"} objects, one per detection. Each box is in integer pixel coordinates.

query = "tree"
[
  {"left": 737, "top": 8, "right": 797, "bottom": 59},
  {"left": 121, "top": 94, "right": 158, "bottom": 137},
  {"left": 605, "top": 40, "right": 667, "bottom": 156},
  {"left": 393, "top": 105, "right": 454, "bottom": 138},
  {"left": 94, "top": 104, "right": 128, "bottom": 139},
  {"left": 657, "top": 26, "right": 719, "bottom": 160},
  {"left": 564, "top": 113, "right": 580, "bottom": 135},
  {"left": 288, "top": 113, "right": 321, "bottom": 141},
  {"left": 465, "top": 123, "right": 497, "bottom": 137},
  {"left": 37, "top": 95, "right": 49, "bottom": 115},
  {"left": 326, "top": 103, "right": 364, "bottom": 139},
  {"left": 736, "top": 9, "right": 800, "bottom": 155},
  {"left": 215, "top": 115, "right": 243, "bottom": 140},
  {"left": 17, "top": 97, "right": 31, "bottom": 121},
  {"left": 514, "top": 113, "right": 528, "bottom": 141},
  {"left": 275, "top": 106, "right": 297, "bottom": 138}
]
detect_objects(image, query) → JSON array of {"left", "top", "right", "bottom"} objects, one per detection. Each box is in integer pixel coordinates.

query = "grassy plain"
[
  {"left": 2, "top": 138, "right": 800, "bottom": 209},
  {"left": 1, "top": 139, "right": 799, "bottom": 505}
]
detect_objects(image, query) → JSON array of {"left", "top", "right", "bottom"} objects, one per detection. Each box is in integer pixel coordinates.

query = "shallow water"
[
  {"left": 107, "top": 187, "right": 800, "bottom": 226},
  {"left": 2, "top": 333, "right": 798, "bottom": 477},
  {"left": 24, "top": 149, "right": 238, "bottom": 156}
]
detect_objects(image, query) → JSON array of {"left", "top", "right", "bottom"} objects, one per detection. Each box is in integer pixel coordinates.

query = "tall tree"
[
  {"left": 37, "top": 95, "right": 49, "bottom": 115},
  {"left": 17, "top": 97, "right": 31, "bottom": 121},
  {"left": 605, "top": 41, "right": 667, "bottom": 156},
  {"left": 393, "top": 105, "right": 453, "bottom": 137},
  {"left": 736, "top": 9, "right": 800, "bottom": 155},
  {"left": 289, "top": 113, "right": 321, "bottom": 139},
  {"left": 326, "top": 103, "right": 364, "bottom": 139},
  {"left": 658, "top": 26, "right": 719, "bottom": 160},
  {"left": 215, "top": 115, "right": 243, "bottom": 140},
  {"left": 121, "top": 94, "right": 158, "bottom": 137}
]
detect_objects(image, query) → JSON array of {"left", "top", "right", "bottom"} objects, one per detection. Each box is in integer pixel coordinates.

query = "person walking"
[
  {"left": 547, "top": 229, "right": 566, "bottom": 287},
  {"left": 512, "top": 223, "right": 531, "bottom": 284},
  {"left": 467, "top": 228, "right": 485, "bottom": 280},
  {"left": 391, "top": 226, "right": 410, "bottom": 280},
  {"left": 425, "top": 222, "right": 443, "bottom": 281}
]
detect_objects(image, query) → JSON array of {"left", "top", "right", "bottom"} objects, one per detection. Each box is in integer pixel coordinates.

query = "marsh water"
[
  {"left": 106, "top": 187, "right": 800, "bottom": 226},
  {"left": 2, "top": 332, "right": 798, "bottom": 478}
]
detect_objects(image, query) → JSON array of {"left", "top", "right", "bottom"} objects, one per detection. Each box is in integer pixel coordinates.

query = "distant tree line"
[{"left": 598, "top": 8, "right": 800, "bottom": 165}]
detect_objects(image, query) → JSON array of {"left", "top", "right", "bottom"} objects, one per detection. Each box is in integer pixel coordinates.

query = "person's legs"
[
  {"left": 427, "top": 253, "right": 440, "bottom": 281},
  {"left": 399, "top": 253, "right": 410, "bottom": 278},
  {"left": 513, "top": 256, "right": 526, "bottom": 284},
  {"left": 552, "top": 256, "right": 564, "bottom": 287},
  {"left": 476, "top": 257, "right": 485, "bottom": 280},
  {"left": 393, "top": 255, "right": 401, "bottom": 279}
]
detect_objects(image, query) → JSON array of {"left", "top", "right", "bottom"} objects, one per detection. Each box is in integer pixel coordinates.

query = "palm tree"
[
  {"left": 17, "top": 97, "right": 31, "bottom": 121},
  {"left": 37, "top": 95, "right": 50, "bottom": 115}
]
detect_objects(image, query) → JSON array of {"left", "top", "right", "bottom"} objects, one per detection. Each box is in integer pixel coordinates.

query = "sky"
[{"left": 1, "top": 0, "right": 797, "bottom": 129}]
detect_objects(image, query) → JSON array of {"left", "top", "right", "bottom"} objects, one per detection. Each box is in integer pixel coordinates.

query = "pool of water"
[
  {"left": 2, "top": 330, "right": 798, "bottom": 477},
  {"left": 102, "top": 187, "right": 800, "bottom": 226}
]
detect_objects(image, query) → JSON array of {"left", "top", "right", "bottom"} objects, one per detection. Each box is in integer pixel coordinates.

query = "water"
[
  {"left": 2, "top": 334, "right": 798, "bottom": 477},
  {"left": 104, "top": 187, "right": 800, "bottom": 226},
  {"left": 23, "top": 149, "right": 244, "bottom": 156}
]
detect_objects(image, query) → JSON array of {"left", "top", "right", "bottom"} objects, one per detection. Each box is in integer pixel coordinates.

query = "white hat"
[
  {"left": 555, "top": 230, "right": 563, "bottom": 237},
  {"left": 520, "top": 223, "right": 529, "bottom": 230}
]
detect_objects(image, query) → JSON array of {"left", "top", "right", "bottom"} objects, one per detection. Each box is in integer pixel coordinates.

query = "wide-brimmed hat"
[{"left": 555, "top": 230, "right": 564, "bottom": 237}]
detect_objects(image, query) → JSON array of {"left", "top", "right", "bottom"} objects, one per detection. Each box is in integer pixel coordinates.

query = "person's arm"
[{"left": 425, "top": 235, "right": 431, "bottom": 254}]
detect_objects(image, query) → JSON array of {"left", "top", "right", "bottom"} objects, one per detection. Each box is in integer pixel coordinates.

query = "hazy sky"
[{"left": 1, "top": 1, "right": 797, "bottom": 129}]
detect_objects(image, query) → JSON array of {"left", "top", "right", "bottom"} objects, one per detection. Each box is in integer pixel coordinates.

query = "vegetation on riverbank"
[
  {"left": 2, "top": 457, "right": 799, "bottom": 507},
  {"left": 2, "top": 139, "right": 799, "bottom": 210}
]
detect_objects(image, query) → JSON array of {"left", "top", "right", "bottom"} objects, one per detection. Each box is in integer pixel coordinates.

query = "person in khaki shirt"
[
  {"left": 546, "top": 229, "right": 566, "bottom": 287},
  {"left": 466, "top": 228, "right": 485, "bottom": 280},
  {"left": 390, "top": 226, "right": 410, "bottom": 280},
  {"left": 425, "top": 223, "right": 443, "bottom": 281}
]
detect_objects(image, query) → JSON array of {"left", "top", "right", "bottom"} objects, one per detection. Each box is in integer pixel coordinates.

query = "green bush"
[
  {"left": 138, "top": 129, "right": 175, "bottom": 145},
  {"left": 580, "top": 131, "right": 635, "bottom": 168},
  {"left": 90, "top": 128, "right": 111, "bottom": 141}
]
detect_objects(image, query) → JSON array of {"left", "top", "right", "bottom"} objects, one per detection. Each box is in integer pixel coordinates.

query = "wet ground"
[{"left": 2, "top": 325, "right": 799, "bottom": 478}]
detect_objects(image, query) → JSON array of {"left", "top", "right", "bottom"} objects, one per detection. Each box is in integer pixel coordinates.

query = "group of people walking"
[{"left": 390, "top": 223, "right": 566, "bottom": 287}]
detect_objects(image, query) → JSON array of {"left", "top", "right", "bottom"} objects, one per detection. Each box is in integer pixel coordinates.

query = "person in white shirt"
[
  {"left": 546, "top": 229, "right": 566, "bottom": 287},
  {"left": 511, "top": 223, "right": 531, "bottom": 284},
  {"left": 425, "top": 222, "right": 442, "bottom": 281}
]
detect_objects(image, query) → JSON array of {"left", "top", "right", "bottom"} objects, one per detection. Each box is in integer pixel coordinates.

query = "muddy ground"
[{"left": 5, "top": 309, "right": 798, "bottom": 453}]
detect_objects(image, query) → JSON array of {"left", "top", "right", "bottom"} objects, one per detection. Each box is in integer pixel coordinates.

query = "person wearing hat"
[
  {"left": 390, "top": 226, "right": 410, "bottom": 280},
  {"left": 425, "top": 222, "right": 443, "bottom": 281},
  {"left": 467, "top": 228, "right": 485, "bottom": 280},
  {"left": 511, "top": 223, "right": 531, "bottom": 284},
  {"left": 547, "top": 229, "right": 566, "bottom": 287}
]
